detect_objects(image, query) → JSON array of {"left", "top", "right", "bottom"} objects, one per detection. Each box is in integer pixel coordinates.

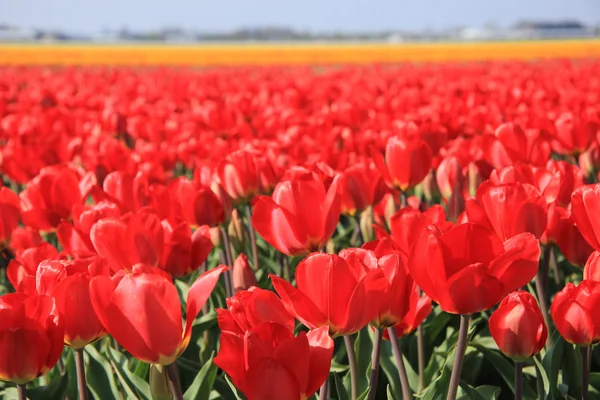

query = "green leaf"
[
  {"left": 85, "top": 345, "right": 122, "bottom": 400},
  {"left": 562, "top": 343, "right": 582, "bottom": 398},
  {"left": 106, "top": 346, "right": 151, "bottom": 400},
  {"left": 183, "top": 354, "right": 219, "bottom": 400},
  {"left": 420, "top": 365, "right": 451, "bottom": 400},
  {"left": 380, "top": 337, "right": 419, "bottom": 397},
  {"left": 357, "top": 387, "right": 371, "bottom": 400},
  {"left": 533, "top": 354, "right": 550, "bottom": 398},
  {"left": 334, "top": 373, "right": 350, "bottom": 400},
  {"left": 543, "top": 332, "right": 566, "bottom": 397},
  {"left": 343, "top": 329, "right": 372, "bottom": 396},
  {"left": 471, "top": 344, "right": 536, "bottom": 398},
  {"left": 386, "top": 384, "right": 397, "bottom": 400},
  {"left": 64, "top": 350, "right": 78, "bottom": 399},
  {"left": 224, "top": 375, "right": 244, "bottom": 400},
  {"left": 457, "top": 381, "right": 490, "bottom": 400},
  {"left": 2, "top": 370, "right": 69, "bottom": 400}
]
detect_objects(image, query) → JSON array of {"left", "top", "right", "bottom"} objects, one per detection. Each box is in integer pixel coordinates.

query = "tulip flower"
[
  {"left": 584, "top": 251, "right": 600, "bottom": 282},
  {"left": 171, "top": 178, "right": 225, "bottom": 228},
  {"left": 216, "top": 150, "right": 260, "bottom": 204},
  {"left": 553, "top": 112, "right": 596, "bottom": 155},
  {"left": 101, "top": 171, "right": 149, "bottom": 213},
  {"left": 215, "top": 323, "right": 333, "bottom": 400},
  {"left": 0, "top": 293, "right": 64, "bottom": 384},
  {"left": 271, "top": 252, "right": 387, "bottom": 337},
  {"left": 374, "top": 137, "right": 433, "bottom": 191},
  {"left": 339, "top": 161, "right": 387, "bottom": 216},
  {"left": 409, "top": 223, "right": 540, "bottom": 315},
  {"left": 489, "top": 291, "right": 547, "bottom": 361},
  {"left": 550, "top": 280, "right": 600, "bottom": 346},
  {"left": 382, "top": 289, "right": 432, "bottom": 340},
  {"left": 465, "top": 181, "right": 547, "bottom": 242},
  {"left": 490, "top": 165, "right": 562, "bottom": 205},
  {"left": 160, "top": 219, "right": 214, "bottom": 278},
  {"left": 9, "top": 227, "right": 43, "bottom": 255},
  {"left": 7, "top": 242, "right": 61, "bottom": 290},
  {"left": 90, "top": 264, "right": 228, "bottom": 365},
  {"left": 232, "top": 254, "right": 258, "bottom": 292},
  {"left": 252, "top": 175, "right": 341, "bottom": 256},
  {"left": 571, "top": 184, "right": 600, "bottom": 251},
  {"left": 19, "top": 165, "right": 83, "bottom": 231},
  {"left": 0, "top": 187, "right": 20, "bottom": 247},
  {"left": 436, "top": 156, "right": 463, "bottom": 200},
  {"left": 553, "top": 206, "right": 594, "bottom": 267}
]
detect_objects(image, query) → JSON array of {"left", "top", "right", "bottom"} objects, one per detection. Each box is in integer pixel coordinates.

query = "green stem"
[
  {"left": 354, "top": 215, "right": 364, "bottom": 247},
  {"left": 219, "top": 228, "right": 234, "bottom": 298},
  {"left": 245, "top": 203, "right": 260, "bottom": 270},
  {"left": 536, "top": 246, "right": 552, "bottom": 349},
  {"left": 446, "top": 314, "right": 471, "bottom": 400},
  {"left": 417, "top": 325, "right": 425, "bottom": 391},
  {"left": 17, "top": 384, "right": 26, "bottom": 400},
  {"left": 387, "top": 327, "right": 413, "bottom": 400},
  {"left": 75, "top": 349, "right": 88, "bottom": 400},
  {"left": 515, "top": 362, "right": 523, "bottom": 400},
  {"left": 166, "top": 362, "right": 184, "bottom": 400},
  {"left": 367, "top": 328, "right": 384, "bottom": 400},
  {"left": 343, "top": 335, "right": 359, "bottom": 400}
]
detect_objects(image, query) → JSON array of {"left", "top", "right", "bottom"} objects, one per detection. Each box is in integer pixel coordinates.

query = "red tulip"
[
  {"left": 553, "top": 206, "right": 595, "bottom": 267},
  {"left": 482, "top": 122, "right": 550, "bottom": 169},
  {"left": 382, "top": 289, "right": 432, "bottom": 340},
  {"left": 550, "top": 280, "right": 600, "bottom": 345},
  {"left": 31, "top": 258, "right": 108, "bottom": 348},
  {"left": 546, "top": 160, "right": 584, "bottom": 207},
  {"left": 489, "top": 291, "right": 547, "bottom": 361},
  {"left": 553, "top": 112, "right": 596, "bottom": 155},
  {"left": 57, "top": 201, "right": 121, "bottom": 258},
  {"left": 101, "top": 171, "right": 149, "bottom": 213},
  {"left": 0, "top": 187, "right": 20, "bottom": 246},
  {"left": 385, "top": 205, "right": 452, "bottom": 255},
  {"left": 252, "top": 175, "right": 341, "bottom": 256},
  {"left": 232, "top": 254, "right": 258, "bottom": 292},
  {"left": 465, "top": 181, "right": 547, "bottom": 242},
  {"left": 571, "top": 184, "right": 600, "bottom": 251},
  {"left": 490, "top": 165, "right": 562, "bottom": 205},
  {"left": 271, "top": 252, "right": 387, "bottom": 336},
  {"left": 19, "top": 165, "right": 83, "bottom": 231},
  {"left": 9, "top": 227, "right": 43, "bottom": 255},
  {"left": 7, "top": 242, "right": 60, "bottom": 290},
  {"left": 0, "top": 293, "right": 64, "bottom": 384},
  {"left": 436, "top": 156, "right": 463, "bottom": 200},
  {"left": 409, "top": 223, "right": 540, "bottom": 314},
  {"left": 339, "top": 161, "right": 387, "bottom": 216},
  {"left": 90, "top": 264, "right": 228, "bottom": 364},
  {"left": 339, "top": 248, "right": 414, "bottom": 328},
  {"left": 374, "top": 137, "right": 433, "bottom": 191},
  {"left": 215, "top": 323, "right": 333, "bottom": 400},
  {"left": 160, "top": 219, "right": 214, "bottom": 277},
  {"left": 584, "top": 251, "right": 600, "bottom": 282},
  {"left": 172, "top": 178, "right": 225, "bottom": 228},
  {"left": 216, "top": 150, "right": 260, "bottom": 204}
]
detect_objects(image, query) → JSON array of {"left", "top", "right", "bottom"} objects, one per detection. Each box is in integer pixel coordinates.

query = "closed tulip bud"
[
  {"left": 232, "top": 254, "right": 257, "bottom": 292},
  {"left": 382, "top": 193, "right": 398, "bottom": 227},
  {"left": 374, "top": 137, "right": 433, "bottom": 191},
  {"left": 437, "top": 156, "right": 463, "bottom": 200},
  {"left": 489, "top": 291, "right": 547, "bottom": 362},
  {"left": 551, "top": 280, "right": 600, "bottom": 346},
  {"left": 418, "top": 169, "right": 440, "bottom": 204},
  {"left": 209, "top": 226, "right": 221, "bottom": 248},
  {"left": 149, "top": 364, "right": 172, "bottom": 400},
  {"left": 359, "top": 208, "right": 374, "bottom": 243},
  {"left": 467, "top": 161, "right": 484, "bottom": 198},
  {"left": 228, "top": 209, "right": 248, "bottom": 254}
]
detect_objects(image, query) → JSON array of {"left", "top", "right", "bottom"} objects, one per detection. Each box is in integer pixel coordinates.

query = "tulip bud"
[
  {"left": 436, "top": 156, "right": 463, "bottom": 200},
  {"left": 359, "top": 208, "right": 374, "bottom": 243},
  {"left": 228, "top": 209, "right": 248, "bottom": 254},
  {"left": 232, "top": 254, "right": 258, "bottom": 292},
  {"left": 149, "top": 364, "right": 172, "bottom": 400},
  {"left": 419, "top": 169, "right": 440, "bottom": 204},
  {"left": 382, "top": 193, "right": 398, "bottom": 227},
  {"left": 466, "top": 161, "right": 483, "bottom": 198},
  {"left": 209, "top": 226, "right": 221, "bottom": 248},
  {"left": 550, "top": 280, "right": 600, "bottom": 346},
  {"left": 489, "top": 291, "right": 547, "bottom": 362}
]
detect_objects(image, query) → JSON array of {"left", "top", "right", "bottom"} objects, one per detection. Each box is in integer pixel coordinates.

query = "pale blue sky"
[{"left": 1, "top": 0, "right": 599, "bottom": 33}]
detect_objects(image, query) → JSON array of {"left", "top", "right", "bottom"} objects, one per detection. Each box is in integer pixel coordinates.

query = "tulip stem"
[
  {"left": 219, "top": 228, "right": 234, "bottom": 298},
  {"left": 75, "top": 348, "right": 88, "bottom": 400},
  {"left": 446, "top": 314, "right": 471, "bottom": 400},
  {"left": 245, "top": 204, "right": 260, "bottom": 271},
  {"left": 417, "top": 325, "right": 425, "bottom": 391},
  {"left": 166, "top": 362, "right": 184, "bottom": 400},
  {"left": 367, "top": 328, "right": 384, "bottom": 400},
  {"left": 514, "top": 362, "right": 523, "bottom": 400},
  {"left": 583, "top": 345, "right": 591, "bottom": 400},
  {"left": 536, "top": 246, "right": 552, "bottom": 349},
  {"left": 354, "top": 216, "right": 364, "bottom": 246},
  {"left": 343, "top": 335, "right": 359, "bottom": 400},
  {"left": 399, "top": 191, "right": 408, "bottom": 208},
  {"left": 17, "top": 384, "right": 26, "bottom": 400},
  {"left": 318, "top": 375, "right": 329, "bottom": 400},
  {"left": 387, "top": 327, "right": 413, "bottom": 400}
]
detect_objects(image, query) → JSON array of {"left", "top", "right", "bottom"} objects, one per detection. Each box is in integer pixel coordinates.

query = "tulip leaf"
[
  {"left": 85, "top": 344, "right": 122, "bottom": 400},
  {"left": 1, "top": 368, "right": 69, "bottom": 400},
  {"left": 533, "top": 354, "right": 550, "bottom": 398},
  {"left": 386, "top": 384, "right": 397, "bottom": 400},
  {"left": 106, "top": 346, "right": 151, "bottom": 400},
  {"left": 457, "top": 381, "right": 491, "bottom": 400},
  {"left": 471, "top": 344, "right": 537, "bottom": 398},
  {"left": 334, "top": 373, "right": 350, "bottom": 400},
  {"left": 420, "top": 364, "right": 451, "bottom": 400},
  {"left": 356, "top": 387, "right": 371, "bottom": 400},
  {"left": 379, "top": 337, "right": 419, "bottom": 397},
  {"left": 183, "top": 354, "right": 218, "bottom": 400},
  {"left": 561, "top": 343, "right": 582, "bottom": 398},
  {"left": 223, "top": 375, "right": 244, "bottom": 400},
  {"left": 64, "top": 350, "right": 78, "bottom": 399},
  {"left": 542, "top": 332, "right": 566, "bottom": 397}
]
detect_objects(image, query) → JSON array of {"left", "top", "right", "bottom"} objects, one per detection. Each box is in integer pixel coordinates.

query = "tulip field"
[{"left": 2, "top": 57, "right": 600, "bottom": 400}]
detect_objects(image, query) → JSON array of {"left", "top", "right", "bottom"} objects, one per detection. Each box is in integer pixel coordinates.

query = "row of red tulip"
[{"left": 1, "top": 62, "right": 600, "bottom": 399}]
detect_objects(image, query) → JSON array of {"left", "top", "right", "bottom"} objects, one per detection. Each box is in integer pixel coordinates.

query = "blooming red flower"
[
  {"left": 90, "top": 264, "right": 227, "bottom": 364},
  {"left": 339, "top": 161, "right": 387, "bottom": 216},
  {"left": 0, "top": 187, "right": 20, "bottom": 246},
  {"left": 550, "top": 280, "right": 600, "bottom": 345},
  {"left": 584, "top": 251, "right": 600, "bottom": 282},
  {"left": 489, "top": 290, "right": 547, "bottom": 361},
  {"left": 374, "top": 136, "right": 433, "bottom": 191},
  {"left": 216, "top": 150, "right": 260, "bottom": 204},
  {"left": 382, "top": 289, "right": 432, "bottom": 340},
  {"left": 0, "top": 293, "right": 64, "bottom": 384},
  {"left": 7, "top": 242, "right": 61, "bottom": 290},
  {"left": 409, "top": 223, "right": 540, "bottom": 314},
  {"left": 571, "top": 184, "right": 600, "bottom": 251},
  {"left": 252, "top": 175, "right": 341, "bottom": 256},
  {"left": 271, "top": 252, "right": 387, "bottom": 336},
  {"left": 171, "top": 178, "right": 225, "bottom": 228}
]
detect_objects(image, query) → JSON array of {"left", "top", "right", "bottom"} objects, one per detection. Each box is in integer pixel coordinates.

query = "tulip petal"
[
  {"left": 305, "top": 326, "right": 334, "bottom": 397},
  {"left": 270, "top": 275, "right": 327, "bottom": 330},
  {"left": 552, "top": 300, "right": 594, "bottom": 346},
  {"left": 490, "top": 232, "right": 540, "bottom": 292},
  {"left": 243, "top": 358, "right": 301, "bottom": 400},
  {"left": 90, "top": 218, "right": 130, "bottom": 272},
  {"left": 445, "top": 263, "right": 504, "bottom": 314},
  {"left": 252, "top": 196, "right": 307, "bottom": 255}
]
